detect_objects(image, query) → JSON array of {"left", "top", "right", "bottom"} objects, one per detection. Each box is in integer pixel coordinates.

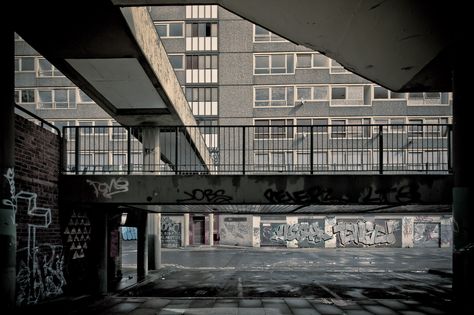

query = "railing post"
[
  {"left": 242, "top": 126, "right": 246, "bottom": 175},
  {"left": 378, "top": 125, "right": 383, "bottom": 174},
  {"left": 310, "top": 125, "right": 314, "bottom": 174},
  {"left": 175, "top": 127, "right": 179, "bottom": 174},
  {"left": 75, "top": 126, "right": 80, "bottom": 175},
  {"left": 448, "top": 124, "right": 453, "bottom": 173},
  {"left": 127, "top": 127, "right": 131, "bottom": 175}
]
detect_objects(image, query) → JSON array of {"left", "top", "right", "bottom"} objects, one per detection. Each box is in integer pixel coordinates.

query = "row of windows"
[
  {"left": 254, "top": 117, "right": 450, "bottom": 139},
  {"left": 253, "top": 85, "right": 448, "bottom": 107},
  {"left": 15, "top": 57, "right": 64, "bottom": 77},
  {"left": 15, "top": 88, "right": 94, "bottom": 109},
  {"left": 154, "top": 22, "right": 218, "bottom": 38}
]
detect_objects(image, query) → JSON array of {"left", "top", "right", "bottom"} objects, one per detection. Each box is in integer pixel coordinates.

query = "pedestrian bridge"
[{"left": 60, "top": 124, "right": 453, "bottom": 210}]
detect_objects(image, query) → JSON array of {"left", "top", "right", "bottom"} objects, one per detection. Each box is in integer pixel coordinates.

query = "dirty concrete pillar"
[
  {"left": 209, "top": 213, "right": 214, "bottom": 246},
  {"left": 252, "top": 216, "right": 260, "bottom": 247},
  {"left": 97, "top": 212, "right": 108, "bottom": 294},
  {"left": 325, "top": 216, "right": 337, "bottom": 248},
  {"left": 183, "top": 213, "right": 189, "bottom": 247},
  {"left": 402, "top": 216, "right": 414, "bottom": 248},
  {"left": 286, "top": 216, "right": 298, "bottom": 248},
  {"left": 147, "top": 212, "right": 161, "bottom": 270},
  {"left": 452, "top": 44, "right": 474, "bottom": 311},
  {"left": 142, "top": 127, "right": 160, "bottom": 173},
  {"left": 137, "top": 211, "right": 148, "bottom": 280},
  {"left": 0, "top": 28, "right": 16, "bottom": 310}
]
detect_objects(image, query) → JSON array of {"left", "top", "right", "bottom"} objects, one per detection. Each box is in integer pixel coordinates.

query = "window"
[
  {"left": 296, "top": 86, "right": 328, "bottom": 102},
  {"left": 78, "top": 90, "right": 94, "bottom": 103},
  {"left": 408, "top": 117, "right": 449, "bottom": 138},
  {"left": 330, "top": 59, "right": 350, "bottom": 74},
  {"left": 373, "top": 86, "right": 407, "bottom": 100},
  {"left": 254, "top": 152, "right": 293, "bottom": 172},
  {"left": 186, "top": 5, "right": 218, "bottom": 19},
  {"left": 185, "top": 22, "right": 218, "bottom": 51},
  {"left": 254, "top": 86, "right": 294, "bottom": 107},
  {"left": 253, "top": 25, "right": 287, "bottom": 42},
  {"left": 185, "top": 55, "right": 218, "bottom": 83},
  {"left": 15, "top": 57, "right": 35, "bottom": 72},
  {"left": 94, "top": 120, "right": 110, "bottom": 135},
  {"left": 168, "top": 54, "right": 184, "bottom": 70},
  {"left": 14, "top": 89, "right": 35, "bottom": 104},
  {"left": 37, "top": 89, "right": 76, "bottom": 109},
  {"left": 296, "top": 53, "right": 329, "bottom": 69},
  {"left": 296, "top": 118, "right": 328, "bottom": 134},
  {"left": 331, "top": 118, "right": 370, "bottom": 138},
  {"left": 37, "top": 58, "right": 63, "bottom": 77},
  {"left": 197, "top": 119, "right": 218, "bottom": 148},
  {"left": 254, "top": 119, "right": 293, "bottom": 139},
  {"left": 408, "top": 92, "right": 444, "bottom": 105},
  {"left": 330, "top": 86, "right": 366, "bottom": 106},
  {"left": 185, "top": 87, "right": 218, "bottom": 116},
  {"left": 254, "top": 54, "right": 294, "bottom": 75},
  {"left": 112, "top": 122, "right": 127, "bottom": 140},
  {"left": 154, "top": 22, "right": 184, "bottom": 38},
  {"left": 52, "top": 120, "right": 75, "bottom": 137},
  {"left": 373, "top": 117, "right": 406, "bottom": 133}
]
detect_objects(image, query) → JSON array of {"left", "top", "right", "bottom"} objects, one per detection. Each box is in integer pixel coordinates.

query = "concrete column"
[
  {"left": 147, "top": 212, "right": 161, "bottom": 270},
  {"left": 97, "top": 212, "right": 108, "bottom": 294},
  {"left": 401, "top": 217, "right": 414, "bottom": 248},
  {"left": 286, "top": 216, "right": 298, "bottom": 248},
  {"left": 325, "top": 216, "right": 337, "bottom": 248},
  {"left": 0, "top": 29, "right": 16, "bottom": 309},
  {"left": 183, "top": 213, "right": 190, "bottom": 247},
  {"left": 209, "top": 213, "right": 214, "bottom": 246},
  {"left": 452, "top": 48, "right": 474, "bottom": 310},
  {"left": 252, "top": 216, "right": 261, "bottom": 248},
  {"left": 142, "top": 127, "right": 160, "bottom": 173},
  {"left": 137, "top": 211, "right": 148, "bottom": 281}
]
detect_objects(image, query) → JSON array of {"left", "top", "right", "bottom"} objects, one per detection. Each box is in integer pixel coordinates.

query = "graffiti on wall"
[
  {"left": 161, "top": 217, "right": 181, "bottom": 248},
  {"left": 64, "top": 211, "right": 91, "bottom": 259},
  {"left": 264, "top": 187, "right": 348, "bottom": 204},
  {"left": 2, "top": 168, "right": 66, "bottom": 305},
  {"left": 121, "top": 226, "right": 137, "bottom": 240},
  {"left": 177, "top": 189, "right": 233, "bottom": 204},
  {"left": 87, "top": 177, "right": 129, "bottom": 199},
  {"left": 414, "top": 223, "right": 440, "bottom": 247},
  {"left": 271, "top": 220, "right": 332, "bottom": 247},
  {"left": 358, "top": 185, "right": 420, "bottom": 203},
  {"left": 260, "top": 223, "right": 287, "bottom": 246},
  {"left": 220, "top": 217, "right": 250, "bottom": 244},
  {"left": 333, "top": 219, "right": 401, "bottom": 247}
]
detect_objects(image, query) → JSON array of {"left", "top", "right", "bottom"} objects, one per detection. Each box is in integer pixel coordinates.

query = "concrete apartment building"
[{"left": 14, "top": 5, "right": 452, "bottom": 250}]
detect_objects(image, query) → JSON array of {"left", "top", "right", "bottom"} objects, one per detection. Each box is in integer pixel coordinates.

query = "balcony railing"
[{"left": 62, "top": 124, "right": 452, "bottom": 175}]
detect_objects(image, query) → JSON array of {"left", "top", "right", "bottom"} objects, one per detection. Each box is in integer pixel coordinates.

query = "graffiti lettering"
[
  {"left": 87, "top": 177, "right": 129, "bottom": 199},
  {"left": 264, "top": 187, "right": 348, "bottom": 204},
  {"left": 178, "top": 189, "right": 232, "bottom": 204},
  {"left": 359, "top": 185, "right": 420, "bottom": 204},
  {"left": 332, "top": 220, "right": 400, "bottom": 246},
  {"left": 2, "top": 167, "right": 17, "bottom": 212},
  {"left": 271, "top": 222, "right": 332, "bottom": 244},
  {"left": 161, "top": 217, "right": 181, "bottom": 247}
]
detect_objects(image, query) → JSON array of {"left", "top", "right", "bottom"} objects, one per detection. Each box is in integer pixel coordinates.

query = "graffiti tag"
[
  {"left": 358, "top": 185, "right": 420, "bottom": 203},
  {"left": 332, "top": 220, "right": 400, "bottom": 246},
  {"left": 177, "top": 189, "right": 232, "bottom": 204},
  {"left": 271, "top": 222, "right": 332, "bottom": 245},
  {"left": 2, "top": 167, "right": 17, "bottom": 212},
  {"left": 264, "top": 187, "right": 348, "bottom": 204},
  {"left": 87, "top": 177, "right": 129, "bottom": 199}
]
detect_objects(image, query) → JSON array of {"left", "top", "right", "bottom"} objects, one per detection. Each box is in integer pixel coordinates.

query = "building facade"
[{"left": 14, "top": 5, "right": 452, "bottom": 249}]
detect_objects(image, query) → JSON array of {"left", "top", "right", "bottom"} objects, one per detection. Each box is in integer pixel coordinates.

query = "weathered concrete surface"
[{"left": 61, "top": 174, "right": 453, "bottom": 206}]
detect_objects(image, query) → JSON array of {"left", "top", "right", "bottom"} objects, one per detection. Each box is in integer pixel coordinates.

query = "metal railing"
[{"left": 62, "top": 124, "right": 452, "bottom": 175}]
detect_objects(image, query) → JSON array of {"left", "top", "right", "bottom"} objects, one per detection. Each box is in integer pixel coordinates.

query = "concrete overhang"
[
  {"left": 115, "top": 0, "right": 455, "bottom": 92},
  {"left": 14, "top": 1, "right": 212, "bottom": 168}
]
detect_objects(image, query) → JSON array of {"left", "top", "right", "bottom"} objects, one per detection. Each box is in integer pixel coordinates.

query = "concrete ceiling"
[{"left": 114, "top": 0, "right": 455, "bottom": 92}]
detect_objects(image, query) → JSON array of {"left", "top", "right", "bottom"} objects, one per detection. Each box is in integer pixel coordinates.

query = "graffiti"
[
  {"left": 177, "top": 189, "right": 232, "bottom": 204},
  {"left": 2, "top": 167, "right": 17, "bottom": 212},
  {"left": 332, "top": 219, "right": 401, "bottom": 247},
  {"left": 64, "top": 210, "right": 91, "bottom": 259},
  {"left": 271, "top": 221, "right": 332, "bottom": 246},
  {"left": 414, "top": 223, "right": 440, "bottom": 247},
  {"left": 16, "top": 245, "right": 66, "bottom": 305},
  {"left": 358, "top": 185, "right": 420, "bottom": 203},
  {"left": 161, "top": 216, "right": 181, "bottom": 247},
  {"left": 87, "top": 177, "right": 129, "bottom": 199},
  {"left": 264, "top": 187, "right": 348, "bottom": 204},
  {"left": 221, "top": 220, "right": 250, "bottom": 241},
  {"left": 121, "top": 226, "right": 137, "bottom": 240}
]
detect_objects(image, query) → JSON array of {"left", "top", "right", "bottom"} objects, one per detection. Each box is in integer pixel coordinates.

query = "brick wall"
[{"left": 14, "top": 114, "right": 64, "bottom": 305}]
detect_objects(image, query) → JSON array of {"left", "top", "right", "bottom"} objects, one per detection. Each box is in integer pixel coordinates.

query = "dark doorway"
[{"left": 192, "top": 216, "right": 205, "bottom": 245}]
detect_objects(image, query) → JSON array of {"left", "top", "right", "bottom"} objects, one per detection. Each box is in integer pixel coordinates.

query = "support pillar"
[
  {"left": 137, "top": 211, "right": 148, "bottom": 281},
  {"left": 97, "top": 213, "right": 108, "bottom": 294},
  {"left": 0, "top": 28, "right": 16, "bottom": 309},
  {"left": 142, "top": 127, "right": 160, "bottom": 173},
  {"left": 452, "top": 48, "right": 474, "bottom": 311},
  {"left": 147, "top": 212, "right": 161, "bottom": 270},
  {"left": 209, "top": 213, "right": 214, "bottom": 246},
  {"left": 183, "top": 213, "right": 190, "bottom": 247}
]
